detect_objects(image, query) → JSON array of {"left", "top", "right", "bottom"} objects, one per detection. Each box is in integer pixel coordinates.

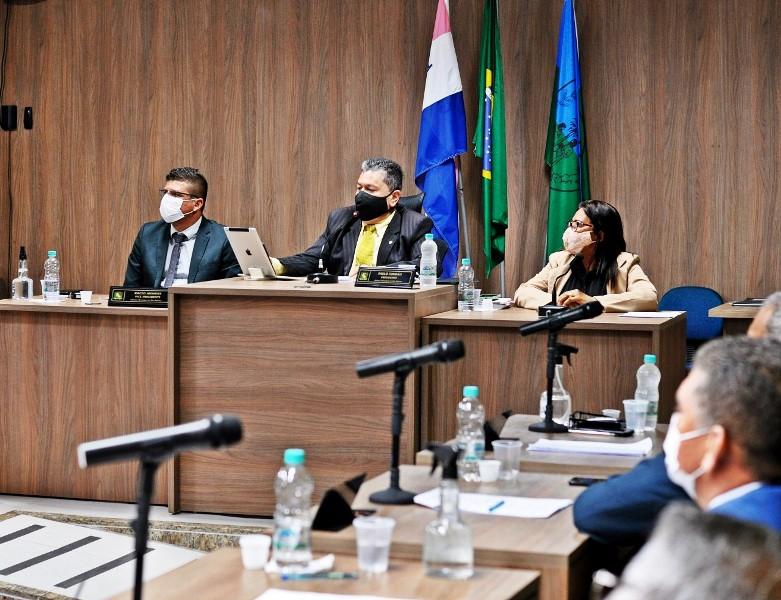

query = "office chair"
[{"left": 659, "top": 285, "right": 724, "bottom": 369}]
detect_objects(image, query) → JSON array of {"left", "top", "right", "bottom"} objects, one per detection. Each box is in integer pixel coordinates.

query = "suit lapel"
[
  {"left": 336, "top": 219, "right": 361, "bottom": 274},
  {"left": 189, "top": 219, "right": 211, "bottom": 283},
  {"left": 376, "top": 211, "right": 402, "bottom": 266},
  {"left": 154, "top": 225, "right": 170, "bottom": 286}
]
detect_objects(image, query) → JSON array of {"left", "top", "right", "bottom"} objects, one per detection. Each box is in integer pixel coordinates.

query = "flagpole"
[
  {"left": 499, "top": 261, "right": 506, "bottom": 297},
  {"left": 455, "top": 155, "right": 471, "bottom": 262}
]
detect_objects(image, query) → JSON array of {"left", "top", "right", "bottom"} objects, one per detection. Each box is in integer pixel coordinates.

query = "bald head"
[{"left": 748, "top": 292, "right": 781, "bottom": 340}]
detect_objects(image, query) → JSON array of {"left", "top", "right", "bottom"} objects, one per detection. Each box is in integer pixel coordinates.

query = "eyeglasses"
[
  {"left": 568, "top": 219, "right": 593, "bottom": 231},
  {"left": 159, "top": 189, "right": 199, "bottom": 200}
]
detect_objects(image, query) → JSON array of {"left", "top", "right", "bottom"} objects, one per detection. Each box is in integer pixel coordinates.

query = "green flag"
[
  {"left": 472, "top": 0, "right": 507, "bottom": 278},
  {"left": 545, "top": 0, "right": 590, "bottom": 255}
]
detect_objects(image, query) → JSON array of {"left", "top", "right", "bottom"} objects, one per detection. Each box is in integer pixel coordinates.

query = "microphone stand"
[
  {"left": 529, "top": 328, "right": 571, "bottom": 433},
  {"left": 132, "top": 455, "right": 164, "bottom": 600},
  {"left": 369, "top": 366, "right": 416, "bottom": 504}
]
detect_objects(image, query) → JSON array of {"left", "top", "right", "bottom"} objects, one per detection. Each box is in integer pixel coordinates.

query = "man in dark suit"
[
  {"left": 124, "top": 167, "right": 241, "bottom": 288},
  {"left": 271, "top": 157, "right": 435, "bottom": 276}
]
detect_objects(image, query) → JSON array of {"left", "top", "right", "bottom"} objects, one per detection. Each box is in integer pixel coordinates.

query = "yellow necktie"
[{"left": 354, "top": 225, "right": 377, "bottom": 267}]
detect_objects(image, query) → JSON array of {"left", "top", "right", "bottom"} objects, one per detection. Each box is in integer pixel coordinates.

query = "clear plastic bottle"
[
  {"left": 424, "top": 444, "right": 473, "bottom": 579},
  {"left": 420, "top": 233, "right": 438, "bottom": 287},
  {"left": 457, "top": 258, "right": 475, "bottom": 311},
  {"left": 11, "top": 246, "right": 33, "bottom": 300},
  {"left": 635, "top": 354, "right": 661, "bottom": 430},
  {"left": 538, "top": 360, "right": 572, "bottom": 426},
  {"left": 272, "top": 448, "right": 314, "bottom": 573},
  {"left": 456, "top": 385, "right": 484, "bottom": 482},
  {"left": 43, "top": 250, "right": 60, "bottom": 302}
]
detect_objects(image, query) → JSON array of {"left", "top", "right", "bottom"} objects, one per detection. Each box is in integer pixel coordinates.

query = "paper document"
[
  {"left": 257, "top": 591, "right": 413, "bottom": 600},
  {"left": 619, "top": 311, "right": 684, "bottom": 318},
  {"left": 527, "top": 436, "right": 653, "bottom": 456},
  {"left": 414, "top": 489, "right": 572, "bottom": 519}
]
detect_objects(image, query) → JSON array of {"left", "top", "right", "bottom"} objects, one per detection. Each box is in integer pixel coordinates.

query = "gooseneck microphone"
[
  {"left": 520, "top": 300, "right": 604, "bottom": 336},
  {"left": 356, "top": 339, "right": 465, "bottom": 377},
  {"left": 77, "top": 414, "right": 243, "bottom": 468}
]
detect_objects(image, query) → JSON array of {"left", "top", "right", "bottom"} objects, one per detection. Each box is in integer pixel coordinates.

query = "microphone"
[
  {"left": 77, "top": 414, "right": 243, "bottom": 468},
  {"left": 520, "top": 301, "right": 604, "bottom": 336},
  {"left": 356, "top": 339, "right": 465, "bottom": 377}
]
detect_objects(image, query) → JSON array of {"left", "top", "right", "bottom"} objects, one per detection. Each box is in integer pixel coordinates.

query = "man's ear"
[
  {"left": 388, "top": 190, "right": 401, "bottom": 207},
  {"left": 701, "top": 424, "right": 728, "bottom": 473}
]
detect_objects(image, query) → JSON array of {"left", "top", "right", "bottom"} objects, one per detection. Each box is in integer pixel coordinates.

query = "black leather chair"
[{"left": 399, "top": 192, "right": 425, "bottom": 213}]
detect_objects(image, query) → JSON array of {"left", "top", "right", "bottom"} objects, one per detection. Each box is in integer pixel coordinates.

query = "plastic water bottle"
[
  {"left": 43, "top": 250, "right": 60, "bottom": 302},
  {"left": 456, "top": 385, "right": 484, "bottom": 482},
  {"left": 272, "top": 448, "right": 314, "bottom": 573},
  {"left": 539, "top": 360, "right": 572, "bottom": 426},
  {"left": 634, "top": 354, "right": 661, "bottom": 430},
  {"left": 11, "top": 246, "right": 33, "bottom": 300},
  {"left": 457, "top": 258, "right": 475, "bottom": 311},
  {"left": 420, "top": 233, "right": 438, "bottom": 287}
]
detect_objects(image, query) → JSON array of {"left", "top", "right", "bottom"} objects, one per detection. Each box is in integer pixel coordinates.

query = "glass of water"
[{"left": 353, "top": 516, "right": 395, "bottom": 574}]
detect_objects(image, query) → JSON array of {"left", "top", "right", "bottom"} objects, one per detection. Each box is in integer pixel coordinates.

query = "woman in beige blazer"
[{"left": 513, "top": 200, "right": 658, "bottom": 313}]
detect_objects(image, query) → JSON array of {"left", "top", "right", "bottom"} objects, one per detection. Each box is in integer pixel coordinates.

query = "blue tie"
[{"left": 163, "top": 232, "right": 188, "bottom": 288}]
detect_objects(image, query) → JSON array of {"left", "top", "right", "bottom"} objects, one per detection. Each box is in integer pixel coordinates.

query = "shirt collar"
[
  {"left": 707, "top": 481, "right": 763, "bottom": 510},
  {"left": 170, "top": 217, "right": 203, "bottom": 241}
]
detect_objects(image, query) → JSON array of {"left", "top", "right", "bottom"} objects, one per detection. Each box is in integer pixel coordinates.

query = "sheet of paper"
[
  {"left": 413, "top": 489, "right": 572, "bottom": 519},
  {"left": 257, "top": 590, "right": 413, "bottom": 600},
  {"left": 619, "top": 311, "right": 684, "bottom": 318},
  {"left": 527, "top": 436, "right": 653, "bottom": 456}
]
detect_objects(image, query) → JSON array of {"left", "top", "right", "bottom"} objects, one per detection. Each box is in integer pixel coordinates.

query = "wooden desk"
[
  {"left": 709, "top": 302, "right": 758, "bottom": 335},
  {"left": 0, "top": 296, "right": 169, "bottom": 503},
  {"left": 313, "top": 466, "right": 592, "bottom": 600},
  {"left": 416, "top": 414, "right": 665, "bottom": 477},
  {"left": 168, "top": 278, "right": 455, "bottom": 516},
  {"left": 421, "top": 308, "right": 685, "bottom": 447},
  {"left": 111, "top": 547, "right": 539, "bottom": 600}
]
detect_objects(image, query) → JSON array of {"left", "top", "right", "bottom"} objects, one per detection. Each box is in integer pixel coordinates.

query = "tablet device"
[{"left": 224, "top": 227, "right": 293, "bottom": 280}]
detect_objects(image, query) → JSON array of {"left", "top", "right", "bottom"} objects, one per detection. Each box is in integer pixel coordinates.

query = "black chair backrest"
[{"left": 399, "top": 192, "right": 424, "bottom": 213}]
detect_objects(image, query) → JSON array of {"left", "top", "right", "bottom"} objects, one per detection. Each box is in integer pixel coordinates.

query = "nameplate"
[
  {"left": 354, "top": 267, "right": 415, "bottom": 289},
  {"left": 108, "top": 286, "right": 168, "bottom": 308}
]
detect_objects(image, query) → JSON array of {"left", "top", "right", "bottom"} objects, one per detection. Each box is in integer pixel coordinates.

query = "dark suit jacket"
[
  {"left": 278, "top": 205, "right": 435, "bottom": 276},
  {"left": 123, "top": 217, "right": 241, "bottom": 288},
  {"left": 572, "top": 453, "right": 693, "bottom": 546}
]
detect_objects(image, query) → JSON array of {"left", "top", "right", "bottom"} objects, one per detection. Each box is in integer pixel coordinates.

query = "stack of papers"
[
  {"left": 527, "top": 437, "right": 653, "bottom": 456},
  {"left": 414, "top": 489, "right": 572, "bottom": 519},
  {"left": 257, "top": 591, "right": 412, "bottom": 600},
  {"left": 618, "top": 311, "right": 684, "bottom": 318}
]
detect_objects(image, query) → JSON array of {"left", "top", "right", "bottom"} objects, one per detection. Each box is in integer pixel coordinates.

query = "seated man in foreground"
[
  {"left": 272, "top": 157, "right": 435, "bottom": 276},
  {"left": 124, "top": 167, "right": 241, "bottom": 288},
  {"left": 574, "top": 294, "right": 781, "bottom": 545}
]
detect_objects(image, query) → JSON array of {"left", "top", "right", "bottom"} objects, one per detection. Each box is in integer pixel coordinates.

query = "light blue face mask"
[{"left": 663, "top": 412, "right": 712, "bottom": 499}]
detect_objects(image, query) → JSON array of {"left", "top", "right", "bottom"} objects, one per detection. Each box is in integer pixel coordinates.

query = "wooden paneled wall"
[{"left": 1, "top": 0, "right": 779, "bottom": 301}]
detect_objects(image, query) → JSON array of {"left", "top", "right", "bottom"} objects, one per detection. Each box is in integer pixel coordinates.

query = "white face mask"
[
  {"left": 663, "top": 412, "right": 711, "bottom": 499},
  {"left": 159, "top": 193, "right": 198, "bottom": 224},
  {"left": 562, "top": 227, "right": 594, "bottom": 254}
]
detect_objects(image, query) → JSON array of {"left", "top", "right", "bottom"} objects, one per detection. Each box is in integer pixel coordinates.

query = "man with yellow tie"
[{"left": 272, "top": 157, "right": 436, "bottom": 277}]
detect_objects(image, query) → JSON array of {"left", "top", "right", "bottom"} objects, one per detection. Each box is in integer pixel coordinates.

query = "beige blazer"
[{"left": 513, "top": 250, "right": 658, "bottom": 313}]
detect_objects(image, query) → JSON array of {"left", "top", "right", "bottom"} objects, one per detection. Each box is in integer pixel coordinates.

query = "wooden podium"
[{"left": 168, "top": 278, "right": 455, "bottom": 515}]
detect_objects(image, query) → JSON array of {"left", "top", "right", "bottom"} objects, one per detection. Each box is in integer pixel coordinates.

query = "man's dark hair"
[
  {"left": 693, "top": 336, "right": 781, "bottom": 482},
  {"left": 580, "top": 199, "right": 627, "bottom": 286},
  {"left": 361, "top": 157, "right": 403, "bottom": 192},
  {"left": 166, "top": 167, "right": 208, "bottom": 201}
]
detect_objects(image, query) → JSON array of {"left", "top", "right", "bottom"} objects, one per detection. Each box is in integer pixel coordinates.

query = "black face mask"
[{"left": 355, "top": 190, "right": 393, "bottom": 221}]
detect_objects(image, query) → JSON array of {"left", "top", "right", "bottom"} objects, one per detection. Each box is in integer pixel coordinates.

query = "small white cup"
[
  {"left": 478, "top": 459, "right": 501, "bottom": 482},
  {"left": 80, "top": 291, "right": 93, "bottom": 304},
  {"left": 623, "top": 399, "right": 649, "bottom": 435},
  {"left": 239, "top": 534, "right": 271, "bottom": 570},
  {"left": 353, "top": 516, "right": 395, "bottom": 574}
]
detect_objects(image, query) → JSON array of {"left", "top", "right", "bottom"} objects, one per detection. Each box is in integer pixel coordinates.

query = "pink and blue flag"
[{"left": 414, "top": 0, "right": 468, "bottom": 278}]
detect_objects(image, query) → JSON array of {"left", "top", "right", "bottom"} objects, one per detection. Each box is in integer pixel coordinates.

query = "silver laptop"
[{"left": 224, "top": 227, "right": 293, "bottom": 280}]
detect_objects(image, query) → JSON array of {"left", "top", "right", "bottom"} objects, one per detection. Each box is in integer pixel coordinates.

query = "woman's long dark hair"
[{"left": 581, "top": 200, "right": 626, "bottom": 286}]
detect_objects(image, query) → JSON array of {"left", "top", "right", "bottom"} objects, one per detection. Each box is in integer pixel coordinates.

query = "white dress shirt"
[
  {"left": 161, "top": 218, "right": 202, "bottom": 287},
  {"left": 707, "top": 481, "right": 762, "bottom": 510}
]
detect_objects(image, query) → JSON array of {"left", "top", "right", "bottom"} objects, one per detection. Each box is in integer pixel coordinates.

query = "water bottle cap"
[
  {"left": 283, "top": 448, "right": 306, "bottom": 465},
  {"left": 643, "top": 354, "right": 657, "bottom": 364},
  {"left": 425, "top": 233, "right": 434, "bottom": 240},
  {"left": 461, "top": 258, "right": 471, "bottom": 266},
  {"left": 47, "top": 250, "right": 57, "bottom": 257},
  {"left": 463, "top": 385, "right": 479, "bottom": 398}
]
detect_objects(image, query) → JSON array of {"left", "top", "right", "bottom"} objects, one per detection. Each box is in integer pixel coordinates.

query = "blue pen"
[
  {"left": 280, "top": 571, "right": 359, "bottom": 581},
  {"left": 488, "top": 500, "right": 505, "bottom": 513}
]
